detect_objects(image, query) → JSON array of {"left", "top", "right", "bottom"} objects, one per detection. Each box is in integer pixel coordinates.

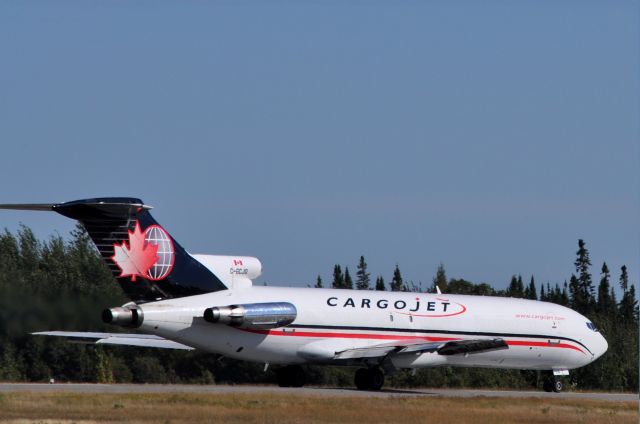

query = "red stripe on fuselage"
[
  {"left": 505, "top": 339, "right": 584, "bottom": 354},
  {"left": 241, "top": 328, "right": 585, "bottom": 354},
  {"left": 244, "top": 328, "right": 457, "bottom": 342}
]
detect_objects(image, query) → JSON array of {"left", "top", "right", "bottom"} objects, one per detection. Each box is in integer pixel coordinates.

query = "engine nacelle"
[
  {"left": 102, "top": 306, "right": 144, "bottom": 328},
  {"left": 203, "top": 302, "right": 296, "bottom": 329}
]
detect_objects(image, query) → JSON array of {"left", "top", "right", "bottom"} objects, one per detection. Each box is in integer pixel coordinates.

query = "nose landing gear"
[{"left": 543, "top": 375, "right": 563, "bottom": 393}]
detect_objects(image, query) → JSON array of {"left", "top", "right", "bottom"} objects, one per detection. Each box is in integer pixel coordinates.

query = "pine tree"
[
  {"left": 619, "top": 265, "right": 629, "bottom": 292},
  {"left": 569, "top": 274, "right": 584, "bottom": 311},
  {"left": 561, "top": 281, "right": 569, "bottom": 306},
  {"left": 517, "top": 275, "right": 524, "bottom": 297},
  {"left": 375, "top": 276, "right": 386, "bottom": 291},
  {"left": 609, "top": 287, "right": 617, "bottom": 307},
  {"left": 619, "top": 264, "right": 638, "bottom": 322},
  {"left": 539, "top": 284, "right": 546, "bottom": 301},
  {"left": 332, "top": 265, "right": 344, "bottom": 289},
  {"left": 355, "top": 256, "right": 370, "bottom": 290},
  {"left": 623, "top": 282, "right": 639, "bottom": 389},
  {"left": 507, "top": 275, "right": 524, "bottom": 298},
  {"left": 615, "top": 264, "right": 638, "bottom": 392},
  {"left": 344, "top": 267, "right": 354, "bottom": 290},
  {"left": 628, "top": 284, "right": 638, "bottom": 321},
  {"left": 431, "top": 262, "right": 448, "bottom": 293},
  {"left": 390, "top": 264, "right": 404, "bottom": 291},
  {"left": 574, "top": 239, "right": 595, "bottom": 313},
  {"left": 597, "top": 262, "right": 615, "bottom": 314},
  {"left": 314, "top": 275, "right": 323, "bottom": 288},
  {"left": 525, "top": 276, "right": 537, "bottom": 300}
]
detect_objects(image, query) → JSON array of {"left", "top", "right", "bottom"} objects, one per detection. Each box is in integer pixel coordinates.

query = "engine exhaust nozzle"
[{"left": 102, "top": 306, "right": 143, "bottom": 328}]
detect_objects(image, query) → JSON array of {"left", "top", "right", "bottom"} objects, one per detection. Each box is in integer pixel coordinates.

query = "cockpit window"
[{"left": 586, "top": 322, "right": 599, "bottom": 332}]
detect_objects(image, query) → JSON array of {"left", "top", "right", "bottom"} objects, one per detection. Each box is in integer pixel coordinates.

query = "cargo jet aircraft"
[{"left": 0, "top": 198, "right": 608, "bottom": 392}]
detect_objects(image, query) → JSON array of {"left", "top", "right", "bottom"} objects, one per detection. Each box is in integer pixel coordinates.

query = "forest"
[{"left": 0, "top": 225, "right": 637, "bottom": 391}]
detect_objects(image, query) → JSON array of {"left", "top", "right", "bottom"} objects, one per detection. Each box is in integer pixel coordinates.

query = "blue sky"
[{"left": 1, "top": 1, "right": 638, "bottom": 293}]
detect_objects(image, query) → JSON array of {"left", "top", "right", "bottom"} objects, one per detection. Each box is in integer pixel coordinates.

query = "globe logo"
[{"left": 144, "top": 225, "right": 175, "bottom": 280}]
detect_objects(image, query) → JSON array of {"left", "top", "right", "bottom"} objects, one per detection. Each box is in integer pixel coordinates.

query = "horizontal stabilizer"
[
  {"left": 32, "top": 331, "right": 194, "bottom": 350},
  {"left": 0, "top": 199, "right": 152, "bottom": 217},
  {"left": 0, "top": 203, "right": 56, "bottom": 211}
]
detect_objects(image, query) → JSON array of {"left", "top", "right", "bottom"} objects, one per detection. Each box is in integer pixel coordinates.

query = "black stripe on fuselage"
[{"left": 287, "top": 323, "right": 593, "bottom": 355}]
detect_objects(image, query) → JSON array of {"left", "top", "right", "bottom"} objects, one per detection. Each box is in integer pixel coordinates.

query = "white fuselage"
[{"left": 137, "top": 286, "right": 608, "bottom": 371}]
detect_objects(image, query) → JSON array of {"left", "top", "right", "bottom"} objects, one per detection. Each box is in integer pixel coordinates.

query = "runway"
[{"left": 0, "top": 383, "right": 635, "bottom": 402}]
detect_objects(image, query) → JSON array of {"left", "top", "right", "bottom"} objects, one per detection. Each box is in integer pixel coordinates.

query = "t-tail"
[{"left": 0, "top": 197, "right": 228, "bottom": 302}]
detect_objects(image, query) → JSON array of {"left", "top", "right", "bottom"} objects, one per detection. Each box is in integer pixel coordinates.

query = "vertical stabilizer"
[{"left": 0, "top": 197, "right": 228, "bottom": 302}]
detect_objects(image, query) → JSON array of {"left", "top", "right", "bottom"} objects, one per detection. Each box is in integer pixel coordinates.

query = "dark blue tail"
[{"left": 2, "top": 197, "right": 228, "bottom": 303}]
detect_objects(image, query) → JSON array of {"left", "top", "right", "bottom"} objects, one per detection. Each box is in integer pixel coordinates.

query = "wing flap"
[
  {"left": 397, "top": 341, "right": 445, "bottom": 354},
  {"left": 32, "top": 331, "right": 194, "bottom": 350},
  {"left": 334, "top": 346, "right": 397, "bottom": 360},
  {"left": 437, "top": 338, "right": 508, "bottom": 355},
  {"left": 333, "top": 338, "right": 508, "bottom": 360}
]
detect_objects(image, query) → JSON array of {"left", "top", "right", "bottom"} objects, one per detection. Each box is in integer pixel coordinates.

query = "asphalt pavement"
[{"left": 0, "top": 383, "right": 636, "bottom": 402}]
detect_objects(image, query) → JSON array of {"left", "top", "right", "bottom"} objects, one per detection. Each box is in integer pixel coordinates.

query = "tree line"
[{"left": 0, "top": 226, "right": 637, "bottom": 391}]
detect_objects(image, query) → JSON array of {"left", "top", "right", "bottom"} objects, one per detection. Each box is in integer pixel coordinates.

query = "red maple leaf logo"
[{"left": 111, "top": 221, "right": 159, "bottom": 282}]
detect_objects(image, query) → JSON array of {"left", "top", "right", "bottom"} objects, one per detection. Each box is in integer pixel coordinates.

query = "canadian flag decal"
[{"left": 111, "top": 221, "right": 175, "bottom": 282}]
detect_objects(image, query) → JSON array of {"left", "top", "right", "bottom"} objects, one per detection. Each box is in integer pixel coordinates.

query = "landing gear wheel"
[
  {"left": 368, "top": 368, "right": 384, "bottom": 391},
  {"left": 542, "top": 374, "right": 563, "bottom": 393},
  {"left": 354, "top": 368, "right": 385, "bottom": 391},
  {"left": 552, "top": 379, "right": 563, "bottom": 393},
  {"left": 354, "top": 368, "right": 369, "bottom": 390},
  {"left": 276, "top": 365, "right": 306, "bottom": 388},
  {"left": 276, "top": 368, "right": 290, "bottom": 387}
]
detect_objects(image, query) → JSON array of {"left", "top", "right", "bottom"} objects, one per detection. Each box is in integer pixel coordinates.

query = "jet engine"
[
  {"left": 102, "top": 305, "right": 144, "bottom": 328},
  {"left": 203, "top": 302, "right": 296, "bottom": 329}
]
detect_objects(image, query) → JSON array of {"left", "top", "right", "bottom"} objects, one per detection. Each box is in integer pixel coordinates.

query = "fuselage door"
[{"left": 548, "top": 313, "right": 563, "bottom": 346}]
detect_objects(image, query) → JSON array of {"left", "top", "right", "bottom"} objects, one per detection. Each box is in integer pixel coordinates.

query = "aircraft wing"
[
  {"left": 32, "top": 331, "right": 194, "bottom": 350},
  {"left": 334, "top": 338, "right": 508, "bottom": 360}
]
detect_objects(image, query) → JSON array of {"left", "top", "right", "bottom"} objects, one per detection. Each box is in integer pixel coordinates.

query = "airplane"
[{"left": 0, "top": 197, "right": 608, "bottom": 392}]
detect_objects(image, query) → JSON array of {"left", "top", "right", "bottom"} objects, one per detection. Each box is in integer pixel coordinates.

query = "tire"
[
  {"left": 276, "top": 368, "right": 291, "bottom": 387},
  {"left": 276, "top": 365, "right": 305, "bottom": 388},
  {"left": 354, "top": 368, "right": 370, "bottom": 390},
  {"left": 368, "top": 368, "right": 384, "bottom": 391},
  {"left": 553, "top": 379, "right": 563, "bottom": 393},
  {"left": 289, "top": 365, "right": 306, "bottom": 388}
]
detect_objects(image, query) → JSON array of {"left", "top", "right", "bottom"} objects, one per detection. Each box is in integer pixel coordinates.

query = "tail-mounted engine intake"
[
  {"left": 102, "top": 305, "right": 144, "bottom": 328},
  {"left": 203, "top": 302, "right": 296, "bottom": 329}
]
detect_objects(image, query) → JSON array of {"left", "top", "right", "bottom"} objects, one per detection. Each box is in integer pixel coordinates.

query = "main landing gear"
[
  {"left": 354, "top": 367, "right": 385, "bottom": 391},
  {"left": 543, "top": 375, "right": 563, "bottom": 393},
  {"left": 275, "top": 365, "right": 386, "bottom": 391},
  {"left": 276, "top": 365, "right": 306, "bottom": 388}
]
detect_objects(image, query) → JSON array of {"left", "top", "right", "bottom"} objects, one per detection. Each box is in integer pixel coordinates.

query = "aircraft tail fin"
[{"left": 0, "top": 197, "right": 228, "bottom": 303}]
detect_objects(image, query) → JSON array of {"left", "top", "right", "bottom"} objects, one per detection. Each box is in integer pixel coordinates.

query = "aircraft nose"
[{"left": 592, "top": 333, "right": 608, "bottom": 360}]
